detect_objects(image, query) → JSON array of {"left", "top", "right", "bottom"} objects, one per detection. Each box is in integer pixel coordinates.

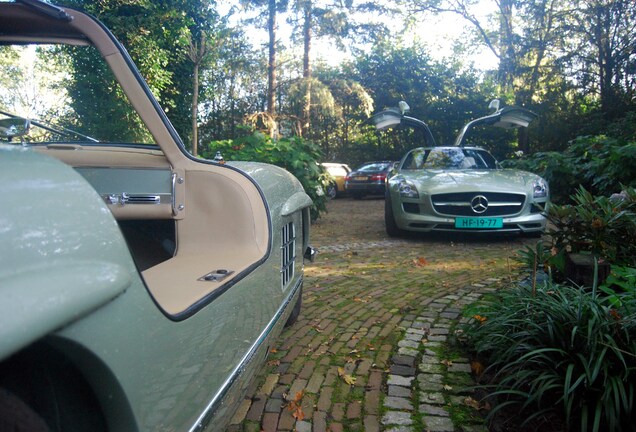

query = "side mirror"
[
  {"left": 398, "top": 101, "right": 410, "bottom": 115},
  {"left": 0, "top": 117, "right": 30, "bottom": 141},
  {"left": 488, "top": 99, "right": 500, "bottom": 112}
]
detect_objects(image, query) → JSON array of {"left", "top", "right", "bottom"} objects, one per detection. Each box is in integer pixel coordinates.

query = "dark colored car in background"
[{"left": 345, "top": 161, "right": 395, "bottom": 199}]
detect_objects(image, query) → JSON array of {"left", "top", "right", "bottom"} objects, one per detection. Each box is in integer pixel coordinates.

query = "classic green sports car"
[
  {"left": 0, "top": 1, "right": 313, "bottom": 431},
  {"left": 376, "top": 101, "right": 549, "bottom": 236}
]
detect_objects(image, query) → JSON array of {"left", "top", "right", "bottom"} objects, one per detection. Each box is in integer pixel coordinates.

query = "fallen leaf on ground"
[
  {"left": 464, "top": 397, "right": 481, "bottom": 410},
  {"left": 471, "top": 360, "right": 485, "bottom": 376},
  {"left": 412, "top": 257, "right": 428, "bottom": 267},
  {"left": 285, "top": 391, "right": 305, "bottom": 421},
  {"left": 337, "top": 367, "right": 357, "bottom": 385}
]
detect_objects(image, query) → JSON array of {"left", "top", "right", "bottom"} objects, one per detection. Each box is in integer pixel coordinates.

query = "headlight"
[
  {"left": 398, "top": 180, "right": 419, "bottom": 198},
  {"left": 533, "top": 178, "right": 548, "bottom": 198}
]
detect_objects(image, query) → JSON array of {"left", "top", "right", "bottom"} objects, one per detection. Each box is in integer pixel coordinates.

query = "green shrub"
[
  {"left": 463, "top": 280, "right": 636, "bottom": 432},
  {"left": 548, "top": 186, "right": 636, "bottom": 267},
  {"left": 202, "top": 133, "right": 328, "bottom": 220},
  {"left": 504, "top": 135, "right": 636, "bottom": 204}
]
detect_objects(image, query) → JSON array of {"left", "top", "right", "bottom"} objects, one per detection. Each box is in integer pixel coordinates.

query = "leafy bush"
[
  {"left": 462, "top": 280, "right": 636, "bottom": 432},
  {"left": 548, "top": 186, "right": 636, "bottom": 267},
  {"left": 202, "top": 132, "right": 328, "bottom": 220},
  {"left": 504, "top": 135, "right": 636, "bottom": 204}
]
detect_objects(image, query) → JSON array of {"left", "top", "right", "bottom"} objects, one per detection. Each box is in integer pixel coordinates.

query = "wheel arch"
[{"left": 0, "top": 337, "right": 137, "bottom": 432}]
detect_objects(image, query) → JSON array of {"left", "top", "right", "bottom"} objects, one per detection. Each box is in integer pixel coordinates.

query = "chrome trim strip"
[
  {"left": 189, "top": 275, "right": 303, "bottom": 431},
  {"left": 171, "top": 172, "right": 177, "bottom": 216},
  {"left": 433, "top": 201, "right": 522, "bottom": 207}
]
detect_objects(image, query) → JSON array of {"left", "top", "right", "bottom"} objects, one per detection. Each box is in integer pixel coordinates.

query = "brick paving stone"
[
  {"left": 313, "top": 411, "right": 327, "bottom": 431},
  {"left": 356, "top": 358, "right": 373, "bottom": 376},
  {"left": 419, "top": 404, "right": 450, "bottom": 417},
  {"left": 306, "top": 371, "right": 325, "bottom": 394},
  {"left": 279, "top": 373, "right": 294, "bottom": 385},
  {"left": 295, "top": 420, "right": 312, "bottom": 432},
  {"left": 449, "top": 363, "right": 472, "bottom": 373},
  {"left": 261, "top": 412, "right": 279, "bottom": 432},
  {"left": 385, "top": 427, "right": 414, "bottom": 432},
  {"left": 264, "top": 398, "right": 282, "bottom": 413},
  {"left": 392, "top": 354, "right": 416, "bottom": 367},
  {"left": 299, "top": 394, "right": 315, "bottom": 420},
  {"left": 281, "top": 345, "right": 303, "bottom": 363},
  {"left": 260, "top": 374, "right": 279, "bottom": 396},
  {"left": 398, "top": 339, "right": 420, "bottom": 349},
  {"left": 363, "top": 415, "right": 380, "bottom": 432},
  {"left": 331, "top": 402, "right": 345, "bottom": 421},
  {"left": 388, "top": 384, "right": 411, "bottom": 398},
  {"left": 229, "top": 398, "right": 251, "bottom": 425},
  {"left": 329, "top": 422, "right": 343, "bottom": 432},
  {"left": 323, "top": 366, "right": 339, "bottom": 386},
  {"left": 429, "top": 327, "right": 450, "bottom": 335},
  {"left": 389, "top": 364, "right": 416, "bottom": 376},
  {"left": 245, "top": 396, "right": 266, "bottom": 422},
  {"left": 299, "top": 361, "right": 316, "bottom": 379},
  {"left": 423, "top": 415, "right": 456, "bottom": 432},
  {"left": 277, "top": 407, "right": 296, "bottom": 431},
  {"left": 365, "top": 388, "right": 381, "bottom": 415},
  {"left": 382, "top": 411, "right": 413, "bottom": 426},
  {"left": 387, "top": 374, "right": 414, "bottom": 387},
  {"left": 288, "top": 378, "right": 308, "bottom": 399},
  {"left": 419, "top": 392, "right": 446, "bottom": 405},
  {"left": 316, "top": 387, "right": 333, "bottom": 412},
  {"left": 346, "top": 400, "right": 362, "bottom": 419},
  {"left": 277, "top": 362, "right": 291, "bottom": 374},
  {"left": 384, "top": 396, "right": 414, "bottom": 410},
  {"left": 419, "top": 363, "right": 445, "bottom": 374},
  {"left": 397, "top": 347, "right": 419, "bottom": 357},
  {"left": 367, "top": 370, "right": 383, "bottom": 389},
  {"left": 420, "top": 355, "right": 438, "bottom": 364},
  {"left": 271, "top": 384, "right": 287, "bottom": 400}
]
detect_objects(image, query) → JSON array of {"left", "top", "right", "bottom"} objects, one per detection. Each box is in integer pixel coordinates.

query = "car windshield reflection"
[{"left": 401, "top": 148, "right": 498, "bottom": 170}]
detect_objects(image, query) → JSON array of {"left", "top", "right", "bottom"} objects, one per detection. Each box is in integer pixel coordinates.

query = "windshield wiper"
[{"left": 0, "top": 110, "right": 100, "bottom": 143}]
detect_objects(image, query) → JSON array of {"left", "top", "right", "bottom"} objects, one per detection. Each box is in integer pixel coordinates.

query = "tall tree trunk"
[
  {"left": 301, "top": 0, "right": 312, "bottom": 137},
  {"left": 267, "top": 0, "right": 277, "bottom": 118},
  {"left": 595, "top": 2, "right": 616, "bottom": 119},
  {"left": 498, "top": 0, "right": 515, "bottom": 92}
]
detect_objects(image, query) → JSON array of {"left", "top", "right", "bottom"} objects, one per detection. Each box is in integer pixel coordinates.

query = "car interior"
[{"left": 1, "top": 2, "right": 272, "bottom": 319}]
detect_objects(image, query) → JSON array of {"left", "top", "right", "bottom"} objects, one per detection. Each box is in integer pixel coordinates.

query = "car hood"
[{"left": 396, "top": 169, "right": 541, "bottom": 194}]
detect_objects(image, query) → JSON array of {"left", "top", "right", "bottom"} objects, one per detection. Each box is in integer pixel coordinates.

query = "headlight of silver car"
[
  {"left": 532, "top": 178, "right": 548, "bottom": 198},
  {"left": 398, "top": 180, "right": 419, "bottom": 198}
]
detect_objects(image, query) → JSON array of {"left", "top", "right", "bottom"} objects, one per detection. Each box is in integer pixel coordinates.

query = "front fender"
[
  {"left": 228, "top": 161, "right": 313, "bottom": 216},
  {"left": 0, "top": 145, "right": 135, "bottom": 361}
]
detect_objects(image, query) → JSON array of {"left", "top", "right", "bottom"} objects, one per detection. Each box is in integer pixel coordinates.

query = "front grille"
[
  {"left": 281, "top": 222, "right": 296, "bottom": 288},
  {"left": 432, "top": 192, "right": 526, "bottom": 217}
]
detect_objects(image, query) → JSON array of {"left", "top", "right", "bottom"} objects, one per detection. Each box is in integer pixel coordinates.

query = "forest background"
[{"left": 2, "top": 0, "right": 636, "bottom": 208}]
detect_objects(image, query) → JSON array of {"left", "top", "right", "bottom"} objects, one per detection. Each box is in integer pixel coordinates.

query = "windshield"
[
  {"left": 401, "top": 148, "right": 498, "bottom": 170},
  {"left": 0, "top": 44, "right": 154, "bottom": 145},
  {"left": 357, "top": 162, "right": 391, "bottom": 172}
]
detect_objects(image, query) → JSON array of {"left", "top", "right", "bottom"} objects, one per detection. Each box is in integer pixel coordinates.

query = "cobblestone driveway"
[{"left": 228, "top": 198, "right": 538, "bottom": 432}]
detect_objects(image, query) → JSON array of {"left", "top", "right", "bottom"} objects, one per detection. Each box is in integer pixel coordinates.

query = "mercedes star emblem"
[{"left": 471, "top": 195, "right": 488, "bottom": 214}]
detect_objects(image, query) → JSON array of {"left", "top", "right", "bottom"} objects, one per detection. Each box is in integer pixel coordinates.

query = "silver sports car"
[{"left": 376, "top": 101, "right": 549, "bottom": 236}]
